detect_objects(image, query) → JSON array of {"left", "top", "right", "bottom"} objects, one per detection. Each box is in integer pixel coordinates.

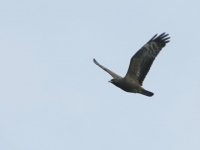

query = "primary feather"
[{"left": 125, "top": 33, "right": 170, "bottom": 85}]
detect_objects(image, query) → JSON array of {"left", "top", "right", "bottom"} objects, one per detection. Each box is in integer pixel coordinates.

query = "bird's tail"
[{"left": 140, "top": 89, "right": 154, "bottom": 97}]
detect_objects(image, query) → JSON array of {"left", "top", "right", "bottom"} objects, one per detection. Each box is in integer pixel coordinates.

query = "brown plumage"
[{"left": 93, "top": 33, "right": 170, "bottom": 97}]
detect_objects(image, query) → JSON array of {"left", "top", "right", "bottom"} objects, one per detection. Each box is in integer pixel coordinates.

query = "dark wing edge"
[
  {"left": 93, "top": 58, "right": 122, "bottom": 79},
  {"left": 125, "top": 32, "right": 170, "bottom": 85}
]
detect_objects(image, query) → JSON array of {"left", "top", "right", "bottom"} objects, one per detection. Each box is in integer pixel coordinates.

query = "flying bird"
[{"left": 93, "top": 33, "right": 170, "bottom": 97}]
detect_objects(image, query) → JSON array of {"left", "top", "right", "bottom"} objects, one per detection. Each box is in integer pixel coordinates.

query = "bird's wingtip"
[
  {"left": 93, "top": 58, "right": 99, "bottom": 65},
  {"left": 93, "top": 58, "right": 96, "bottom": 63}
]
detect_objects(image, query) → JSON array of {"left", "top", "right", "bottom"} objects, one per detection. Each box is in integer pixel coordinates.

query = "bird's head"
[{"left": 108, "top": 78, "right": 120, "bottom": 86}]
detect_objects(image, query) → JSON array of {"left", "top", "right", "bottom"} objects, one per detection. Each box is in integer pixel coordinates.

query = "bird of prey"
[{"left": 93, "top": 33, "right": 170, "bottom": 97}]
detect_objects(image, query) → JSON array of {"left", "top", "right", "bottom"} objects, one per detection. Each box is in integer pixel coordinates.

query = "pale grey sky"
[{"left": 0, "top": 0, "right": 200, "bottom": 150}]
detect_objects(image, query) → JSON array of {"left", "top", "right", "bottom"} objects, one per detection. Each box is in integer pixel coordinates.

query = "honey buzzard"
[{"left": 93, "top": 33, "right": 170, "bottom": 97}]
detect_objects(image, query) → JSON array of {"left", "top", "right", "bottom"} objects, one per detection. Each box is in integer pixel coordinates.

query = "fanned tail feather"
[{"left": 141, "top": 89, "right": 154, "bottom": 97}]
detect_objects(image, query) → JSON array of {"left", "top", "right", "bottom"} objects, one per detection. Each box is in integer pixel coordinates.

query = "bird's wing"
[
  {"left": 125, "top": 33, "right": 170, "bottom": 85},
  {"left": 93, "top": 58, "right": 122, "bottom": 79}
]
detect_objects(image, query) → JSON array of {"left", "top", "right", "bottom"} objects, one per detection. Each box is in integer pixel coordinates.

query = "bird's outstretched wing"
[
  {"left": 125, "top": 33, "right": 170, "bottom": 85},
  {"left": 93, "top": 58, "right": 122, "bottom": 79}
]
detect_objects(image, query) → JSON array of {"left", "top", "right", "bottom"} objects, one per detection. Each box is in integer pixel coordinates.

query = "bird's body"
[
  {"left": 93, "top": 33, "right": 170, "bottom": 97},
  {"left": 110, "top": 78, "right": 140, "bottom": 92},
  {"left": 109, "top": 78, "right": 153, "bottom": 96}
]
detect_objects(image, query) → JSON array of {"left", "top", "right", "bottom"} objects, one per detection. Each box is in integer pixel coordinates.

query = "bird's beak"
[{"left": 108, "top": 80, "right": 112, "bottom": 83}]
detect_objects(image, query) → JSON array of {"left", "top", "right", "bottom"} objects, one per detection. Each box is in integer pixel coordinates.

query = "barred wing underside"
[{"left": 125, "top": 33, "right": 170, "bottom": 85}]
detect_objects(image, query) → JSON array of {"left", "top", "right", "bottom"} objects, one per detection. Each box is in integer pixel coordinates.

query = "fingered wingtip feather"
[
  {"left": 148, "top": 34, "right": 158, "bottom": 42},
  {"left": 93, "top": 58, "right": 99, "bottom": 65},
  {"left": 93, "top": 58, "right": 97, "bottom": 63},
  {"left": 148, "top": 32, "right": 170, "bottom": 43},
  {"left": 159, "top": 33, "right": 169, "bottom": 38}
]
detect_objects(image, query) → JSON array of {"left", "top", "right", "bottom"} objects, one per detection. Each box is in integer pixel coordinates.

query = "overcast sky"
[{"left": 0, "top": 0, "right": 200, "bottom": 150}]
